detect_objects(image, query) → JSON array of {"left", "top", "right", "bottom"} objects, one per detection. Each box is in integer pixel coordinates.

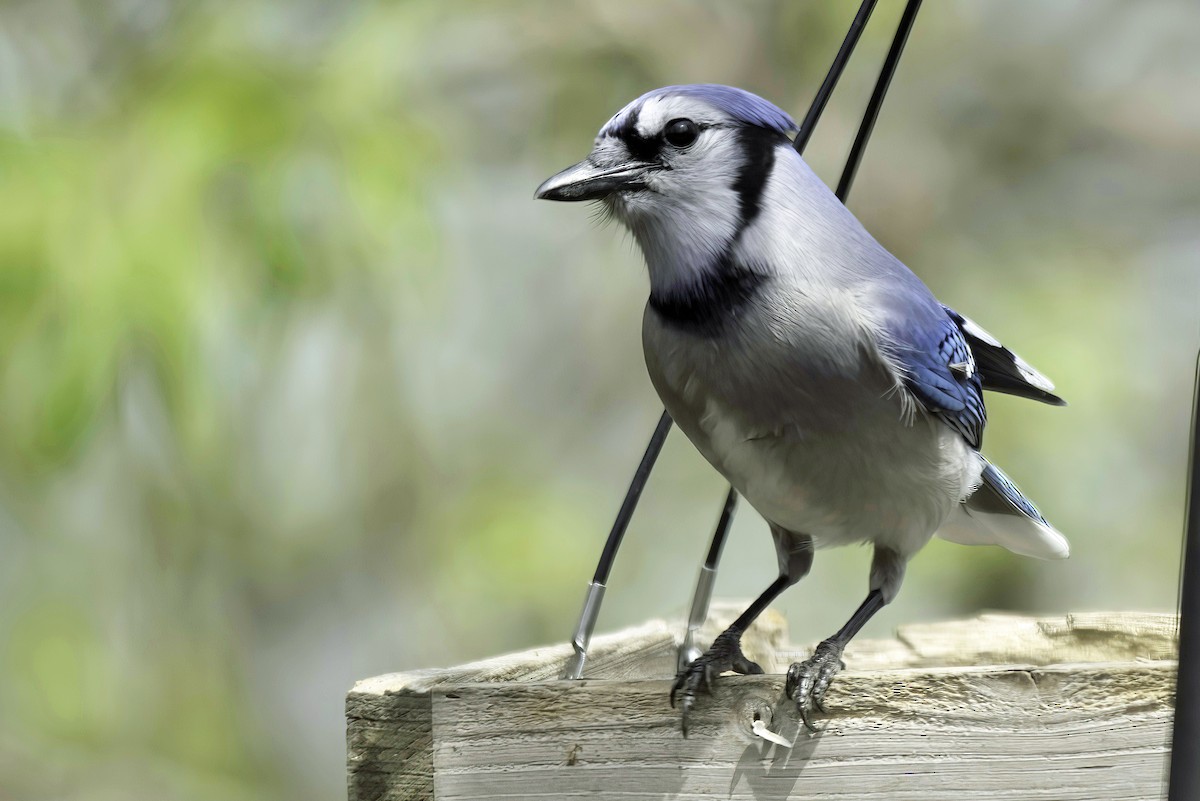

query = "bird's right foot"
[{"left": 670, "top": 628, "right": 763, "bottom": 736}]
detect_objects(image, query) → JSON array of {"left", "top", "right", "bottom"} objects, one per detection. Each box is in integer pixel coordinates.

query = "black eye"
[{"left": 663, "top": 118, "right": 699, "bottom": 148}]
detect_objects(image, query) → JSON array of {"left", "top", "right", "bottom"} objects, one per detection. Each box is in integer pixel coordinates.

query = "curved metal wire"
[
  {"left": 564, "top": 0, "right": 922, "bottom": 679},
  {"left": 679, "top": 0, "right": 926, "bottom": 669},
  {"left": 793, "top": 0, "right": 880, "bottom": 155}
]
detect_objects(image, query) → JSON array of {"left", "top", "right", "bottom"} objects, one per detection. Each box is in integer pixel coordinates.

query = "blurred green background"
[{"left": 1, "top": 0, "right": 1197, "bottom": 798}]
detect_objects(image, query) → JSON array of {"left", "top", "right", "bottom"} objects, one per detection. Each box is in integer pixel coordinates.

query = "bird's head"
[{"left": 536, "top": 85, "right": 797, "bottom": 282}]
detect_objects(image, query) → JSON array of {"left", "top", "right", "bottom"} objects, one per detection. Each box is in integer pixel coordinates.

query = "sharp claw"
[
  {"left": 679, "top": 686, "right": 696, "bottom": 737},
  {"left": 798, "top": 705, "right": 817, "bottom": 733},
  {"left": 785, "top": 664, "right": 800, "bottom": 699},
  {"left": 669, "top": 673, "right": 685, "bottom": 708}
]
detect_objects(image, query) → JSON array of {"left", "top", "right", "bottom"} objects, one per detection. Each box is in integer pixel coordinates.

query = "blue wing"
[{"left": 883, "top": 310, "right": 987, "bottom": 449}]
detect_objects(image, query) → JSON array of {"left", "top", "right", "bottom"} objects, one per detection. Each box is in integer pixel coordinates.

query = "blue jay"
[{"left": 536, "top": 84, "right": 1068, "bottom": 732}]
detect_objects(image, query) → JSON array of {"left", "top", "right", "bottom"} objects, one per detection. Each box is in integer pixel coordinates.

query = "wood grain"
[{"left": 347, "top": 610, "right": 1177, "bottom": 800}]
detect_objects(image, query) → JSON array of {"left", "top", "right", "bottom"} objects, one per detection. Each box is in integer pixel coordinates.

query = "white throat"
[{"left": 609, "top": 174, "right": 743, "bottom": 298}]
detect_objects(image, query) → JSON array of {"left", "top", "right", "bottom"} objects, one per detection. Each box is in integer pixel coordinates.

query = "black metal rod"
[
  {"left": 705, "top": 486, "right": 739, "bottom": 568},
  {"left": 694, "top": 0, "right": 889, "bottom": 574},
  {"left": 692, "top": 0, "right": 924, "bottom": 601},
  {"left": 591, "top": 410, "right": 673, "bottom": 585},
  {"left": 794, "top": 0, "right": 880, "bottom": 155},
  {"left": 572, "top": 0, "right": 909, "bottom": 675},
  {"left": 565, "top": 409, "right": 671, "bottom": 678},
  {"left": 836, "top": 0, "right": 923, "bottom": 200},
  {"left": 686, "top": 0, "right": 884, "bottom": 627},
  {"left": 1169, "top": 352, "right": 1200, "bottom": 800},
  {"left": 585, "top": 0, "right": 884, "bottom": 598}
]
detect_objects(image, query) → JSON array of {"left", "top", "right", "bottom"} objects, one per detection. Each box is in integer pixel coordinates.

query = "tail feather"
[{"left": 937, "top": 460, "right": 1069, "bottom": 560}]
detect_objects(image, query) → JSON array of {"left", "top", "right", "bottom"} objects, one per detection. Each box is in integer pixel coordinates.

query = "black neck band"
[{"left": 649, "top": 257, "right": 767, "bottom": 337}]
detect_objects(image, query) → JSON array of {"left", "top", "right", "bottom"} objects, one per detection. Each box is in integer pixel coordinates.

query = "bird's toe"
[
  {"left": 785, "top": 638, "right": 846, "bottom": 732},
  {"left": 669, "top": 628, "right": 759, "bottom": 736}
]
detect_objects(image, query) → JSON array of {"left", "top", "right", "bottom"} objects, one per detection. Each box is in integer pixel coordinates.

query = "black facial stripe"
[
  {"left": 732, "top": 127, "right": 789, "bottom": 230},
  {"left": 608, "top": 105, "right": 661, "bottom": 162},
  {"left": 648, "top": 254, "right": 768, "bottom": 337},
  {"left": 624, "top": 131, "right": 660, "bottom": 162}
]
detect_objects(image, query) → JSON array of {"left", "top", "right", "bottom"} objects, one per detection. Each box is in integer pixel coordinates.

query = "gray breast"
[{"left": 641, "top": 292, "right": 961, "bottom": 546}]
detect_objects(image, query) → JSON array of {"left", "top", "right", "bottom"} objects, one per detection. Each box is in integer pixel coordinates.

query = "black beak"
[{"left": 535, "top": 158, "right": 655, "bottom": 202}]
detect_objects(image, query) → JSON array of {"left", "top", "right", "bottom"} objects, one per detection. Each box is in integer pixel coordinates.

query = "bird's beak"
[{"left": 535, "top": 157, "right": 654, "bottom": 202}]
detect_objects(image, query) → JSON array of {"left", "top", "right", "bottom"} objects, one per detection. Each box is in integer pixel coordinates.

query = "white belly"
[
  {"left": 643, "top": 306, "right": 983, "bottom": 556},
  {"left": 699, "top": 396, "right": 981, "bottom": 553}
]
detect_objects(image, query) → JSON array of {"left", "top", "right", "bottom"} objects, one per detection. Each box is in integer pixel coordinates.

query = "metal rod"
[
  {"left": 561, "top": 580, "right": 607, "bottom": 681},
  {"left": 705, "top": 486, "right": 739, "bottom": 570},
  {"left": 568, "top": 0, "right": 906, "bottom": 679},
  {"left": 677, "top": 0, "right": 925, "bottom": 670},
  {"left": 679, "top": 487, "right": 739, "bottom": 670},
  {"left": 562, "top": 410, "right": 672, "bottom": 679},
  {"left": 1168, "top": 352, "right": 1200, "bottom": 799},
  {"left": 836, "top": 0, "right": 923, "bottom": 200},
  {"left": 794, "top": 0, "right": 881, "bottom": 155},
  {"left": 568, "top": 3, "right": 885, "bottom": 679},
  {"left": 593, "top": 410, "right": 673, "bottom": 586}
]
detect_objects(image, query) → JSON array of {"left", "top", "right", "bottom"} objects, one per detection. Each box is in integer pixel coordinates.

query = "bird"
[{"left": 535, "top": 84, "right": 1068, "bottom": 734}]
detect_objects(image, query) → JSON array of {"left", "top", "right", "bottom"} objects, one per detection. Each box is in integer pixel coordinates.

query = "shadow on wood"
[{"left": 347, "top": 607, "right": 1177, "bottom": 800}]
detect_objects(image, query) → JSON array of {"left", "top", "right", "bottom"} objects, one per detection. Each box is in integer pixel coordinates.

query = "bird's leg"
[
  {"left": 786, "top": 546, "right": 905, "bottom": 731},
  {"left": 785, "top": 589, "right": 883, "bottom": 731},
  {"left": 671, "top": 528, "right": 812, "bottom": 736}
]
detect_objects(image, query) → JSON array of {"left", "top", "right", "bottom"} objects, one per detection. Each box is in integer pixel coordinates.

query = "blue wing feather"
[{"left": 884, "top": 311, "right": 987, "bottom": 449}]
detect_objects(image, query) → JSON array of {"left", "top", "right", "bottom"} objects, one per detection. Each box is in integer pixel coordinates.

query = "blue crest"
[{"left": 602, "top": 84, "right": 797, "bottom": 137}]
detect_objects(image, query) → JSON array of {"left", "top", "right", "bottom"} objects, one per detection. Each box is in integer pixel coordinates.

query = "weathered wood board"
[{"left": 347, "top": 610, "right": 1178, "bottom": 800}]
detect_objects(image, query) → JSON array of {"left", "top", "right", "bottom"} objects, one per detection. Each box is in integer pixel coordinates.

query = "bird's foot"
[
  {"left": 670, "top": 628, "right": 763, "bottom": 737},
  {"left": 785, "top": 637, "right": 846, "bottom": 732}
]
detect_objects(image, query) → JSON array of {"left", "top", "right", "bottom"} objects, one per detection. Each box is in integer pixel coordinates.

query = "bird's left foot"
[{"left": 785, "top": 637, "right": 846, "bottom": 732}]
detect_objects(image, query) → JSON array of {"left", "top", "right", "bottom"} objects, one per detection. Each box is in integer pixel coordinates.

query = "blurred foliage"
[{"left": 0, "top": 1, "right": 1197, "bottom": 799}]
